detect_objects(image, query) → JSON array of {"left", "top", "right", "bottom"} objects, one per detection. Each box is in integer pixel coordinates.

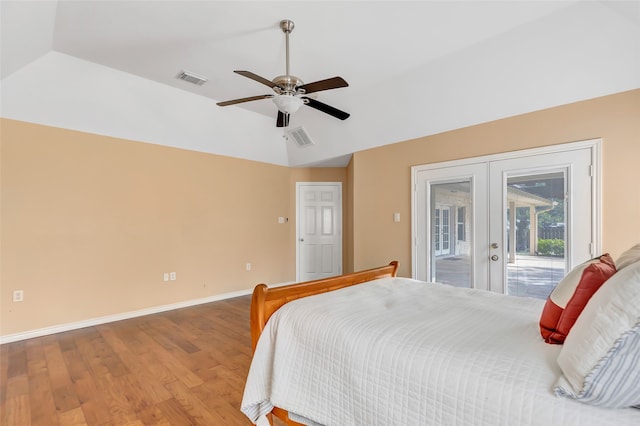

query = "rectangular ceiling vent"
[
  {"left": 176, "top": 70, "right": 208, "bottom": 86},
  {"left": 287, "top": 126, "right": 315, "bottom": 148}
]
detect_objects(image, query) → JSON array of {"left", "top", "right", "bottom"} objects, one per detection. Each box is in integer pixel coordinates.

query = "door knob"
[
  {"left": 299, "top": 238, "right": 304, "bottom": 242},
  {"left": 491, "top": 242, "right": 499, "bottom": 249},
  {"left": 491, "top": 255, "right": 499, "bottom": 261}
]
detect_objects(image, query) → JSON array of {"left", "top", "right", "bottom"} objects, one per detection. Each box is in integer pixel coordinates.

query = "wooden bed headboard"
[{"left": 249, "top": 261, "right": 399, "bottom": 351}]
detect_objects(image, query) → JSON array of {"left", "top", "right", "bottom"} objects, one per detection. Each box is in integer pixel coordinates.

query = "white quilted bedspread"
[{"left": 241, "top": 277, "right": 640, "bottom": 425}]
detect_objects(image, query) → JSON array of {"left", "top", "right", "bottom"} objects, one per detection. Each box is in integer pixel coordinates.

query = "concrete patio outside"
[{"left": 434, "top": 254, "right": 565, "bottom": 299}]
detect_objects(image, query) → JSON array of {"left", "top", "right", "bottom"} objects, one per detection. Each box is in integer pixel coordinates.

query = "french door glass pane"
[
  {"left": 430, "top": 181, "right": 472, "bottom": 288},
  {"left": 505, "top": 171, "right": 567, "bottom": 299}
]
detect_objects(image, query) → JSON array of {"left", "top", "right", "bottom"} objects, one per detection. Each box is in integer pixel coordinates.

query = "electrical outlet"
[
  {"left": 13, "top": 290, "right": 24, "bottom": 302},
  {"left": 170, "top": 272, "right": 176, "bottom": 281},
  {"left": 246, "top": 263, "right": 252, "bottom": 271},
  {"left": 163, "top": 273, "right": 169, "bottom": 282}
]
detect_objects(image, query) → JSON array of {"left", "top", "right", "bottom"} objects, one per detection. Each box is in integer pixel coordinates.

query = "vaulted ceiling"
[{"left": 2, "top": 1, "right": 639, "bottom": 166}]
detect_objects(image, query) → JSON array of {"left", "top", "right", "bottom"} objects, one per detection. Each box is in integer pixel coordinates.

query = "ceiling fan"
[{"left": 216, "top": 19, "right": 350, "bottom": 128}]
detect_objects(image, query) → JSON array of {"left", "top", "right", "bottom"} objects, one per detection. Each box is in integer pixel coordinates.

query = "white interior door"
[
  {"left": 297, "top": 183, "right": 342, "bottom": 282},
  {"left": 412, "top": 140, "right": 600, "bottom": 297}
]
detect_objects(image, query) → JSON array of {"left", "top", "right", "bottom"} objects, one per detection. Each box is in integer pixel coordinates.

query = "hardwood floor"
[{"left": 0, "top": 295, "right": 274, "bottom": 425}]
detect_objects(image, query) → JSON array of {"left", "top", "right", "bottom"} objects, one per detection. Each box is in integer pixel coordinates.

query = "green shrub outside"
[{"left": 537, "top": 238, "right": 564, "bottom": 256}]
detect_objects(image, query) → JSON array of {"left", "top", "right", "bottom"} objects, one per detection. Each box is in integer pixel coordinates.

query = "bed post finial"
[
  {"left": 389, "top": 260, "right": 399, "bottom": 276},
  {"left": 250, "top": 283, "right": 269, "bottom": 351}
]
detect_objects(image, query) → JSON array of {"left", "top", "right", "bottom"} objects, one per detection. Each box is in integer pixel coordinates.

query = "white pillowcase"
[
  {"left": 554, "top": 260, "right": 640, "bottom": 408},
  {"left": 616, "top": 243, "right": 640, "bottom": 270}
]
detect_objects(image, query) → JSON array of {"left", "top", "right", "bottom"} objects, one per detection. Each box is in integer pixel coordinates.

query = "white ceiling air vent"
[
  {"left": 287, "top": 126, "right": 315, "bottom": 147},
  {"left": 176, "top": 70, "right": 208, "bottom": 86}
]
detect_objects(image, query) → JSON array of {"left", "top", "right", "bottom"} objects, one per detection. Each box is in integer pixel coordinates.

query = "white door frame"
[
  {"left": 296, "top": 182, "right": 343, "bottom": 282},
  {"left": 411, "top": 139, "right": 602, "bottom": 286}
]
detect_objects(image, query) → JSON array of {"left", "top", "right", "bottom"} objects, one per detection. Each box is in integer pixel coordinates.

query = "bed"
[{"left": 241, "top": 261, "right": 640, "bottom": 426}]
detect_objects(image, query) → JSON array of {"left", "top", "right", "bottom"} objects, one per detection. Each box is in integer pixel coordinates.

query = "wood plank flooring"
[{"left": 0, "top": 296, "right": 277, "bottom": 425}]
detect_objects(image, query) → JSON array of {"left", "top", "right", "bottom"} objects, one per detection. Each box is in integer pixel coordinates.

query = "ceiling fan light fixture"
[{"left": 272, "top": 94, "right": 303, "bottom": 114}]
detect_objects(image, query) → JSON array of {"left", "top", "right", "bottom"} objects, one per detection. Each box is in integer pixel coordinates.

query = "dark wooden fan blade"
[
  {"left": 297, "top": 76, "right": 348, "bottom": 94},
  {"left": 276, "top": 111, "right": 290, "bottom": 127},
  {"left": 302, "top": 97, "right": 350, "bottom": 120},
  {"left": 216, "top": 94, "right": 273, "bottom": 107},
  {"left": 234, "top": 70, "right": 280, "bottom": 89}
]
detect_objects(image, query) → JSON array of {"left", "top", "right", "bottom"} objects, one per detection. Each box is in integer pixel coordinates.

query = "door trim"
[
  {"left": 296, "top": 182, "right": 343, "bottom": 282},
  {"left": 411, "top": 139, "right": 602, "bottom": 281}
]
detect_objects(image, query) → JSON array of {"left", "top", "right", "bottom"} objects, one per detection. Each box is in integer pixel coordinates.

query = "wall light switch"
[
  {"left": 163, "top": 273, "right": 169, "bottom": 282},
  {"left": 278, "top": 217, "right": 285, "bottom": 224},
  {"left": 170, "top": 272, "right": 176, "bottom": 281},
  {"left": 13, "top": 290, "right": 24, "bottom": 302},
  {"left": 394, "top": 212, "right": 401, "bottom": 223}
]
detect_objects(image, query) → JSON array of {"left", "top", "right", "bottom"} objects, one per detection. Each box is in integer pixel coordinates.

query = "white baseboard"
[{"left": 0, "top": 281, "right": 294, "bottom": 345}]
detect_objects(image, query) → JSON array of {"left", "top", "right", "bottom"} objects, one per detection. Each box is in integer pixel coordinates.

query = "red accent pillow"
[{"left": 539, "top": 253, "right": 616, "bottom": 344}]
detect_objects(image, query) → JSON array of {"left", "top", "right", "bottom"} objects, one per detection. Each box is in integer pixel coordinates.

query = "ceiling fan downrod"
[
  {"left": 272, "top": 19, "right": 303, "bottom": 95},
  {"left": 280, "top": 19, "right": 294, "bottom": 77}
]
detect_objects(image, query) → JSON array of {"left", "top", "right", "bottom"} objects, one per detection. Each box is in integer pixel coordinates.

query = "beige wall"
[
  {"left": 352, "top": 89, "right": 640, "bottom": 277},
  {"left": 3, "top": 89, "right": 638, "bottom": 337},
  {"left": 0, "top": 119, "right": 345, "bottom": 336}
]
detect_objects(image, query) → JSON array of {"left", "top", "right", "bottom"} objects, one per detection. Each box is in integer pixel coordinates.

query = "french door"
[
  {"left": 412, "top": 140, "right": 600, "bottom": 297},
  {"left": 414, "top": 163, "right": 488, "bottom": 288}
]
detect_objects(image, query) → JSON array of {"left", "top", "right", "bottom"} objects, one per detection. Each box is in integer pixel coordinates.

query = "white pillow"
[
  {"left": 554, "top": 261, "right": 640, "bottom": 408},
  {"left": 616, "top": 243, "right": 640, "bottom": 270}
]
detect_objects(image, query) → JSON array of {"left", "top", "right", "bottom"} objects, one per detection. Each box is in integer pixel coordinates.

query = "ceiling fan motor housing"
[{"left": 272, "top": 75, "right": 304, "bottom": 94}]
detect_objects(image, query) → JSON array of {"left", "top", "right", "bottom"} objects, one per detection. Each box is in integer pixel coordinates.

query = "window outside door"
[{"left": 434, "top": 206, "right": 452, "bottom": 257}]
